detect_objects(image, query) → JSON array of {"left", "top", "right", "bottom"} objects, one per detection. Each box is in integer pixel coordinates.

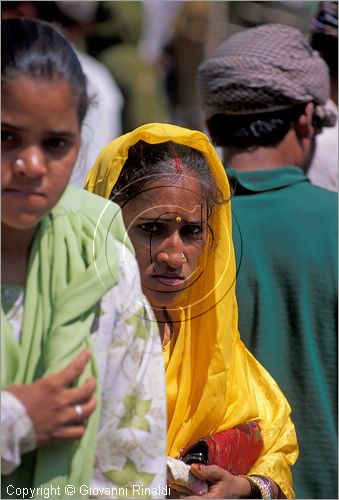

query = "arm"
[
  {"left": 91, "top": 246, "right": 167, "bottom": 498},
  {"left": 1, "top": 390, "right": 36, "bottom": 475},
  {"left": 1, "top": 349, "right": 96, "bottom": 474}
]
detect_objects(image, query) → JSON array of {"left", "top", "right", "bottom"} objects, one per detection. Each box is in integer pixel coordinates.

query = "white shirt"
[
  {"left": 308, "top": 99, "right": 338, "bottom": 192},
  {"left": 70, "top": 53, "right": 123, "bottom": 188}
]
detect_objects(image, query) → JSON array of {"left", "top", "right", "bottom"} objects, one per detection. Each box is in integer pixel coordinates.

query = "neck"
[
  {"left": 1, "top": 224, "right": 38, "bottom": 285},
  {"left": 223, "top": 148, "right": 285, "bottom": 171},
  {"left": 223, "top": 130, "right": 301, "bottom": 171},
  {"left": 153, "top": 306, "right": 177, "bottom": 347}
]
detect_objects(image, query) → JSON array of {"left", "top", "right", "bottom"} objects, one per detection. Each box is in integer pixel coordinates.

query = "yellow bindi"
[{"left": 175, "top": 216, "right": 182, "bottom": 223}]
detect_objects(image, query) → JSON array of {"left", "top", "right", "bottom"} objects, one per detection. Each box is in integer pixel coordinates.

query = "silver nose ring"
[{"left": 13, "top": 158, "right": 26, "bottom": 171}]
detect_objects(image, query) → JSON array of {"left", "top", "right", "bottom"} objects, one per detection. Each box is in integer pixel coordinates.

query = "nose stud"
[
  {"left": 181, "top": 253, "right": 187, "bottom": 262},
  {"left": 13, "top": 158, "right": 26, "bottom": 172}
]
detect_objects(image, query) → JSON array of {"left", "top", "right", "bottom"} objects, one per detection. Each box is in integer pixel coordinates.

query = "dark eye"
[
  {"left": 139, "top": 223, "right": 162, "bottom": 234},
  {"left": 181, "top": 224, "right": 202, "bottom": 237},
  {"left": 1, "top": 130, "right": 17, "bottom": 145},
  {"left": 43, "top": 137, "right": 73, "bottom": 153}
]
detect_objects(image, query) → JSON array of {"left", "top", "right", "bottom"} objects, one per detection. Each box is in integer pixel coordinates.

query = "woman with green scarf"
[{"left": 1, "top": 18, "right": 166, "bottom": 499}]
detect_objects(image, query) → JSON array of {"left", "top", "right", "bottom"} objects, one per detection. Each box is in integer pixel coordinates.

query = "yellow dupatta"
[{"left": 85, "top": 123, "right": 298, "bottom": 497}]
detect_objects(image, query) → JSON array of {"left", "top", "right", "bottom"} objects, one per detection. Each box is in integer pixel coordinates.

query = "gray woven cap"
[{"left": 197, "top": 23, "right": 336, "bottom": 127}]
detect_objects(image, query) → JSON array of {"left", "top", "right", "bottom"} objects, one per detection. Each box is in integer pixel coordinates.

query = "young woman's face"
[
  {"left": 121, "top": 175, "right": 207, "bottom": 308},
  {"left": 1, "top": 76, "right": 81, "bottom": 230}
]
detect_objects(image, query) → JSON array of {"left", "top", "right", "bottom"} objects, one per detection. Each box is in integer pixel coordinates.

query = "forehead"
[
  {"left": 124, "top": 175, "right": 206, "bottom": 220},
  {"left": 2, "top": 76, "right": 79, "bottom": 129}
]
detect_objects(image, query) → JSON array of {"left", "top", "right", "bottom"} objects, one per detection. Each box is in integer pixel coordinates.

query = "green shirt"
[{"left": 228, "top": 167, "right": 338, "bottom": 499}]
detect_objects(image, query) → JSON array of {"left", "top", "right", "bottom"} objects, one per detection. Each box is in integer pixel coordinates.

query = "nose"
[
  {"left": 14, "top": 147, "right": 47, "bottom": 178},
  {"left": 156, "top": 231, "right": 186, "bottom": 268}
]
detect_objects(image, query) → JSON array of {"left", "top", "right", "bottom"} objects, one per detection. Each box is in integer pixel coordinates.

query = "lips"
[
  {"left": 152, "top": 275, "right": 185, "bottom": 287},
  {"left": 3, "top": 188, "right": 45, "bottom": 199}
]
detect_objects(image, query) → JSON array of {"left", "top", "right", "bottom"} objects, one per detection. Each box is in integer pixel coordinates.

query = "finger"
[
  {"left": 197, "top": 486, "right": 228, "bottom": 499},
  {"left": 51, "top": 425, "right": 87, "bottom": 441},
  {"left": 57, "top": 349, "right": 91, "bottom": 386},
  {"left": 63, "top": 377, "right": 96, "bottom": 406},
  {"left": 184, "top": 492, "right": 219, "bottom": 499},
  {"left": 168, "top": 490, "right": 189, "bottom": 499},
  {"left": 184, "top": 485, "right": 226, "bottom": 500},
  {"left": 190, "top": 464, "right": 226, "bottom": 482},
  {"left": 59, "top": 395, "right": 96, "bottom": 425}
]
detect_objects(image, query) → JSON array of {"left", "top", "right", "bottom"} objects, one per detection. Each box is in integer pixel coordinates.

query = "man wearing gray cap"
[{"left": 198, "top": 23, "right": 337, "bottom": 499}]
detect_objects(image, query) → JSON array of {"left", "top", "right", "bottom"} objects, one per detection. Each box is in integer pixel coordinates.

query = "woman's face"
[
  {"left": 1, "top": 76, "right": 81, "bottom": 230},
  {"left": 121, "top": 175, "right": 207, "bottom": 308}
]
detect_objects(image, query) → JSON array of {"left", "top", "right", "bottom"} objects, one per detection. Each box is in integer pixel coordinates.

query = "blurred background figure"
[
  {"left": 220, "top": 0, "right": 317, "bottom": 36},
  {"left": 52, "top": 1, "right": 124, "bottom": 187},
  {"left": 159, "top": 1, "right": 210, "bottom": 129},
  {"left": 308, "top": 1, "right": 338, "bottom": 191},
  {"left": 137, "top": 1, "right": 319, "bottom": 130},
  {"left": 138, "top": 0, "right": 182, "bottom": 65},
  {"left": 85, "top": 1, "right": 170, "bottom": 133},
  {"left": 2, "top": 0, "right": 124, "bottom": 187}
]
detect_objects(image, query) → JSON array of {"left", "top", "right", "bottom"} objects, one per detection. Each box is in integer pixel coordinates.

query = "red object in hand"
[{"left": 180, "top": 422, "right": 263, "bottom": 475}]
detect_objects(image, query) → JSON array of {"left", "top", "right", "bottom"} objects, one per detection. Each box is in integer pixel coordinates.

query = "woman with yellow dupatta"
[{"left": 85, "top": 123, "right": 298, "bottom": 499}]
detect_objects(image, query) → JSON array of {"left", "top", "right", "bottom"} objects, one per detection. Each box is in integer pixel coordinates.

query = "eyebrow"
[
  {"left": 2, "top": 122, "right": 77, "bottom": 137},
  {"left": 2, "top": 122, "right": 27, "bottom": 132},
  {"left": 138, "top": 217, "right": 206, "bottom": 224}
]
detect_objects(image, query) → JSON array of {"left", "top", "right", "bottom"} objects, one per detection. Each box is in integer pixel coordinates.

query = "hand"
[
  {"left": 7, "top": 348, "right": 96, "bottom": 446},
  {"left": 185, "top": 464, "right": 251, "bottom": 499},
  {"left": 167, "top": 486, "right": 182, "bottom": 498}
]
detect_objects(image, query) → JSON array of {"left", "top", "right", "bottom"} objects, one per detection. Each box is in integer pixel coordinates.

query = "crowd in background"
[
  {"left": 3, "top": 1, "right": 333, "bottom": 186},
  {"left": 2, "top": 1, "right": 320, "bottom": 129}
]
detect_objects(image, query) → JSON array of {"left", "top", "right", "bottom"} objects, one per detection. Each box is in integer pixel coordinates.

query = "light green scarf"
[{"left": 1, "top": 186, "right": 132, "bottom": 498}]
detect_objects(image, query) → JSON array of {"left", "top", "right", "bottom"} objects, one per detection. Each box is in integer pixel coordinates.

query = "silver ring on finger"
[{"left": 74, "top": 404, "right": 83, "bottom": 420}]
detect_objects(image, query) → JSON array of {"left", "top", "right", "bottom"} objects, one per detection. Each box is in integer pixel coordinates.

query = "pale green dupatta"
[{"left": 1, "top": 187, "right": 131, "bottom": 498}]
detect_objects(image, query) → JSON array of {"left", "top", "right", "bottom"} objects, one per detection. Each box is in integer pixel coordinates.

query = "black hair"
[
  {"left": 206, "top": 104, "right": 317, "bottom": 149},
  {"left": 111, "top": 140, "right": 227, "bottom": 229},
  {"left": 311, "top": 33, "right": 338, "bottom": 77},
  {"left": 1, "top": 17, "right": 89, "bottom": 125}
]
